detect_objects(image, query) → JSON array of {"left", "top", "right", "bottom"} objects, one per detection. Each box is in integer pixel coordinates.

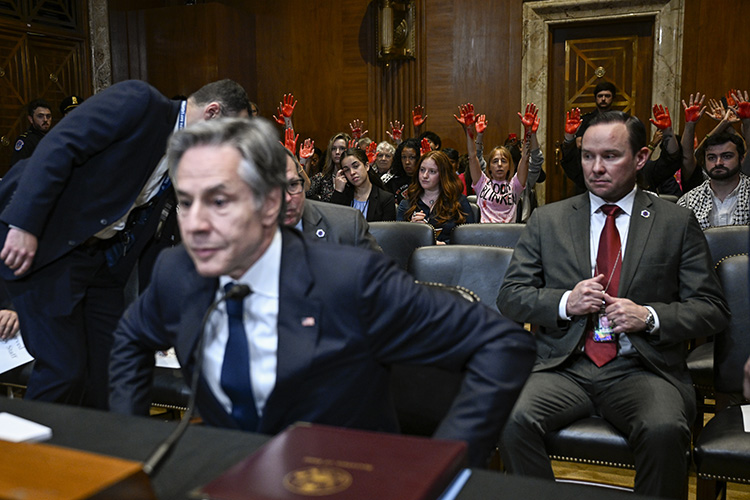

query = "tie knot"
[
  {"left": 601, "top": 204, "right": 622, "bottom": 217},
  {"left": 224, "top": 282, "right": 247, "bottom": 318}
]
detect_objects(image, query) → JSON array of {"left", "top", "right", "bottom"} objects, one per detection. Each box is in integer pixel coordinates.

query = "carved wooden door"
[
  {"left": 546, "top": 19, "right": 654, "bottom": 203},
  {"left": 0, "top": 0, "right": 90, "bottom": 174}
]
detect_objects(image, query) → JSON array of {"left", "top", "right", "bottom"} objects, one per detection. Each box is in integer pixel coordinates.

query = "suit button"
[
  {"left": 68, "top": 240, "right": 76, "bottom": 246},
  {"left": 100, "top": 219, "right": 108, "bottom": 225}
]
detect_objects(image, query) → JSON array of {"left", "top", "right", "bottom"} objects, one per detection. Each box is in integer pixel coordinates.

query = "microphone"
[{"left": 142, "top": 283, "right": 251, "bottom": 476}]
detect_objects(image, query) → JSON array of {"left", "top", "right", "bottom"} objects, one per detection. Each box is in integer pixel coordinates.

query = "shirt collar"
[
  {"left": 589, "top": 186, "right": 637, "bottom": 217},
  {"left": 219, "top": 228, "right": 282, "bottom": 299}
]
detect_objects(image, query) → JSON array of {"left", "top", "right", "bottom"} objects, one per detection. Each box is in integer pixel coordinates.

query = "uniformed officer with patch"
[{"left": 10, "top": 99, "right": 53, "bottom": 167}]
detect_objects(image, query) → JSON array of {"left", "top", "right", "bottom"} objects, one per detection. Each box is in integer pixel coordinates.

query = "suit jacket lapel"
[
  {"left": 302, "top": 201, "right": 328, "bottom": 241},
  {"left": 569, "top": 194, "right": 593, "bottom": 280},
  {"left": 619, "top": 190, "right": 654, "bottom": 296},
  {"left": 260, "top": 230, "right": 321, "bottom": 432},
  {"left": 175, "top": 270, "right": 217, "bottom": 375}
]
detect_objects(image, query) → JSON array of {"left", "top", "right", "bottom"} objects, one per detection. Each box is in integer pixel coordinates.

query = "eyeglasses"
[{"left": 286, "top": 179, "right": 305, "bottom": 195}]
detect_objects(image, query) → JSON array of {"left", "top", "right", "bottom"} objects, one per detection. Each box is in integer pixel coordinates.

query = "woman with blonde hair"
[{"left": 306, "top": 132, "right": 351, "bottom": 202}]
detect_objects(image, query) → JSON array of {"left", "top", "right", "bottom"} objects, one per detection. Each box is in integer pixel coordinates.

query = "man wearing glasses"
[{"left": 282, "top": 150, "right": 380, "bottom": 251}]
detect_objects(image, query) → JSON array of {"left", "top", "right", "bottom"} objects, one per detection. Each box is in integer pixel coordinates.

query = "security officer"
[
  {"left": 60, "top": 95, "right": 84, "bottom": 117},
  {"left": 10, "top": 99, "right": 53, "bottom": 167}
]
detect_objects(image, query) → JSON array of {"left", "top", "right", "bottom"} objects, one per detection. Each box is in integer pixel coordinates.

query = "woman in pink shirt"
[{"left": 456, "top": 103, "right": 540, "bottom": 223}]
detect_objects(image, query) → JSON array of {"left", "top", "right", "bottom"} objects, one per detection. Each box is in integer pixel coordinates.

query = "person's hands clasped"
[
  {"left": 602, "top": 294, "right": 650, "bottom": 335},
  {"left": 0, "top": 310, "right": 19, "bottom": 340},
  {"left": 566, "top": 274, "right": 607, "bottom": 317},
  {"left": 0, "top": 227, "right": 37, "bottom": 277}
]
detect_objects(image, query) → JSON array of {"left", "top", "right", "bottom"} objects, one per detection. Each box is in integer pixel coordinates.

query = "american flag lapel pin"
[{"left": 301, "top": 316, "right": 316, "bottom": 327}]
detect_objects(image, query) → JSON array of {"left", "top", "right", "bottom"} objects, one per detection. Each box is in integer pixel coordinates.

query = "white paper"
[
  {"left": 155, "top": 347, "right": 181, "bottom": 369},
  {"left": 0, "top": 334, "right": 33, "bottom": 375},
  {"left": 0, "top": 412, "right": 52, "bottom": 442},
  {"left": 742, "top": 404, "right": 750, "bottom": 432}
]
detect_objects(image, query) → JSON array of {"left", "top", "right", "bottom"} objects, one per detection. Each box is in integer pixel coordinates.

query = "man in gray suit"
[
  {"left": 283, "top": 151, "right": 380, "bottom": 251},
  {"left": 497, "top": 111, "right": 729, "bottom": 499}
]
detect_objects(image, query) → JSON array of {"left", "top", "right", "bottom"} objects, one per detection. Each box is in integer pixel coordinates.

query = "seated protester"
[
  {"left": 457, "top": 103, "right": 539, "bottom": 223},
  {"left": 332, "top": 148, "right": 396, "bottom": 222},
  {"left": 386, "top": 138, "right": 420, "bottom": 205},
  {"left": 442, "top": 147, "right": 459, "bottom": 173},
  {"left": 638, "top": 104, "right": 684, "bottom": 194},
  {"left": 307, "top": 132, "right": 350, "bottom": 202},
  {"left": 397, "top": 150, "right": 475, "bottom": 243},
  {"left": 457, "top": 153, "right": 474, "bottom": 196},
  {"left": 418, "top": 130, "right": 441, "bottom": 151},
  {"left": 373, "top": 141, "right": 395, "bottom": 180},
  {"left": 677, "top": 131, "right": 749, "bottom": 229}
]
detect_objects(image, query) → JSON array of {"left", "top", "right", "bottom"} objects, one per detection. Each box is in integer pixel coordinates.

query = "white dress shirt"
[
  {"left": 559, "top": 189, "right": 659, "bottom": 354},
  {"left": 202, "top": 228, "right": 281, "bottom": 416}
]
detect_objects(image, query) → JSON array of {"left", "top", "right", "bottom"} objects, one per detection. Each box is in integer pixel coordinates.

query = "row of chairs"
[{"left": 373, "top": 221, "right": 749, "bottom": 496}]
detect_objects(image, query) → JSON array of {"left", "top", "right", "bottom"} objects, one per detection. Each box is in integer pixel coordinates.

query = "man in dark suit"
[
  {"left": 109, "top": 117, "right": 535, "bottom": 467},
  {"left": 0, "top": 79, "right": 250, "bottom": 409},
  {"left": 282, "top": 150, "right": 380, "bottom": 251},
  {"left": 497, "top": 111, "right": 729, "bottom": 498}
]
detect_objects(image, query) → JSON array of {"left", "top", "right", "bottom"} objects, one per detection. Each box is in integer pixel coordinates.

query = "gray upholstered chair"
[
  {"left": 694, "top": 254, "right": 750, "bottom": 500},
  {"left": 451, "top": 223, "right": 526, "bottom": 248},
  {"left": 368, "top": 221, "right": 435, "bottom": 270},
  {"left": 407, "top": 245, "right": 514, "bottom": 312}
]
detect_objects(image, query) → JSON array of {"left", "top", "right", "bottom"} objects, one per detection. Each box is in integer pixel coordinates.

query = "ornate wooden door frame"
[{"left": 522, "top": 0, "right": 685, "bottom": 204}]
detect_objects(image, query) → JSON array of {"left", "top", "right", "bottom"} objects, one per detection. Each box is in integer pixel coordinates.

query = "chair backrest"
[
  {"left": 714, "top": 254, "right": 750, "bottom": 394},
  {"left": 451, "top": 223, "right": 526, "bottom": 248},
  {"left": 659, "top": 194, "right": 679, "bottom": 203},
  {"left": 703, "top": 225, "right": 750, "bottom": 267},
  {"left": 408, "top": 245, "right": 514, "bottom": 311},
  {"left": 368, "top": 221, "right": 435, "bottom": 270},
  {"left": 468, "top": 202, "right": 480, "bottom": 223}
]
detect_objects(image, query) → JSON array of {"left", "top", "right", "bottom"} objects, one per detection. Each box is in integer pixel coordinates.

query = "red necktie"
[{"left": 585, "top": 204, "right": 622, "bottom": 367}]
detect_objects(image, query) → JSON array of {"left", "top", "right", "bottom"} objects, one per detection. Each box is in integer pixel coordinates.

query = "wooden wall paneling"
[
  {"left": 680, "top": 0, "right": 749, "bottom": 142},
  {"left": 421, "top": 0, "right": 523, "bottom": 153},
  {"left": 138, "top": 3, "right": 255, "bottom": 99}
]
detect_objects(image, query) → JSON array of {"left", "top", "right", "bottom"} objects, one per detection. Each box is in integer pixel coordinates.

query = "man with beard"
[
  {"left": 677, "top": 131, "right": 749, "bottom": 228},
  {"left": 10, "top": 99, "right": 53, "bottom": 167}
]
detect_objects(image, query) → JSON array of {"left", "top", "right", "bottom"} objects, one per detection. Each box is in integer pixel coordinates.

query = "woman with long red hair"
[{"left": 397, "top": 150, "right": 475, "bottom": 243}]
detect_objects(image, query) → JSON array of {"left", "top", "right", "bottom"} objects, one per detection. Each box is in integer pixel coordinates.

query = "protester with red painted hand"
[{"left": 273, "top": 93, "right": 297, "bottom": 130}]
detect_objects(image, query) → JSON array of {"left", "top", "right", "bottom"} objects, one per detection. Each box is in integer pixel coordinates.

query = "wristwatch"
[{"left": 644, "top": 310, "right": 656, "bottom": 334}]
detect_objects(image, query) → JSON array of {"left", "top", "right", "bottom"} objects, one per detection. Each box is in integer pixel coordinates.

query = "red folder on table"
[{"left": 196, "top": 423, "right": 467, "bottom": 500}]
